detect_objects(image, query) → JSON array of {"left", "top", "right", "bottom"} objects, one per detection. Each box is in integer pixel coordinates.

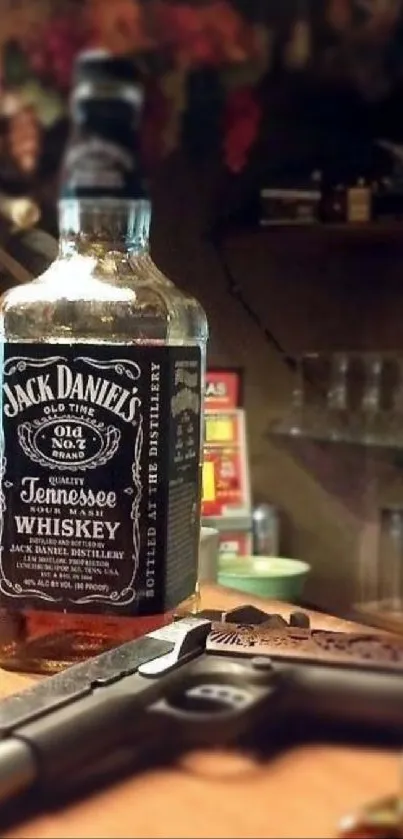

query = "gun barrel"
[
  {"left": 288, "top": 662, "right": 403, "bottom": 742},
  {"left": 0, "top": 738, "right": 36, "bottom": 804}
]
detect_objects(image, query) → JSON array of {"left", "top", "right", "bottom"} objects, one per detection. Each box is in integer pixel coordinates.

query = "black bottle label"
[{"left": 0, "top": 344, "right": 202, "bottom": 615}]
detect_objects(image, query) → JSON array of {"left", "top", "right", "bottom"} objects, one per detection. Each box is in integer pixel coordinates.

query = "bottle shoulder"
[{"left": 0, "top": 253, "right": 208, "bottom": 346}]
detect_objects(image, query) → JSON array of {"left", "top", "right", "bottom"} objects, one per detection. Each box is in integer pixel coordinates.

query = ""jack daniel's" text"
[{"left": 4, "top": 364, "right": 140, "bottom": 423}]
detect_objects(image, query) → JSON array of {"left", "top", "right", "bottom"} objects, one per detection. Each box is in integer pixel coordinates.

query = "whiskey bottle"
[{"left": 0, "top": 51, "right": 208, "bottom": 674}]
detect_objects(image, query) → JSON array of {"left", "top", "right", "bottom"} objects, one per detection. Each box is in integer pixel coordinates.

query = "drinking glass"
[
  {"left": 273, "top": 351, "right": 403, "bottom": 450},
  {"left": 385, "top": 356, "right": 403, "bottom": 449},
  {"left": 326, "top": 352, "right": 351, "bottom": 442},
  {"left": 361, "top": 354, "right": 385, "bottom": 446},
  {"left": 378, "top": 505, "right": 403, "bottom": 611},
  {"left": 273, "top": 356, "right": 306, "bottom": 437}
]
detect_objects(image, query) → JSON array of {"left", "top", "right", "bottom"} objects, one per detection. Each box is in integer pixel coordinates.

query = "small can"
[{"left": 252, "top": 503, "right": 280, "bottom": 556}]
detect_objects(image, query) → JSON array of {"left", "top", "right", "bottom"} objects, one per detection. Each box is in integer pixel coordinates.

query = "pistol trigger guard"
[
  {"left": 143, "top": 696, "right": 216, "bottom": 751},
  {"left": 144, "top": 680, "right": 266, "bottom": 751},
  {"left": 144, "top": 694, "right": 234, "bottom": 738}
]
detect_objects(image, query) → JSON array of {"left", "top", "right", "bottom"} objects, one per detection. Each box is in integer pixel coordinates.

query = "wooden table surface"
[{"left": 1, "top": 584, "right": 399, "bottom": 839}]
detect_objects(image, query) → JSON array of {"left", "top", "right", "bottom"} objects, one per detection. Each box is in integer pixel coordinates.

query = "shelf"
[
  {"left": 263, "top": 221, "right": 403, "bottom": 239},
  {"left": 268, "top": 423, "right": 403, "bottom": 453},
  {"left": 222, "top": 220, "right": 403, "bottom": 245}
]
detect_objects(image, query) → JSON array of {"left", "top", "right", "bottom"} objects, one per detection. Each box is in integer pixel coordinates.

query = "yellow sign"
[
  {"left": 205, "top": 416, "right": 234, "bottom": 443},
  {"left": 202, "top": 460, "right": 216, "bottom": 502}
]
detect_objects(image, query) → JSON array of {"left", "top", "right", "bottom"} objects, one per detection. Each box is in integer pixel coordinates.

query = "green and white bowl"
[{"left": 218, "top": 555, "right": 311, "bottom": 602}]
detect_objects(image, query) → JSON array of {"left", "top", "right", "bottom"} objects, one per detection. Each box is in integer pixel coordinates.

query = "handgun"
[{"left": 0, "top": 604, "right": 402, "bottom": 826}]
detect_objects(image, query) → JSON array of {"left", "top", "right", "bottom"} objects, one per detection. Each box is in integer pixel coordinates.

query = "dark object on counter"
[
  {"left": 262, "top": 613, "right": 289, "bottom": 628},
  {"left": 260, "top": 186, "right": 321, "bottom": 226},
  {"left": 197, "top": 609, "right": 224, "bottom": 622},
  {"left": 0, "top": 607, "right": 403, "bottom": 828},
  {"left": 259, "top": 172, "right": 322, "bottom": 226},
  {"left": 346, "top": 179, "right": 372, "bottom": 223},
  {"left": 290, "top": 611, "right": 311, "bottom": 628},
  {"left": 222, "top": 604, "right": 274, "bottom": 625},
  {"left": 200, "top": 604, "right": 309, "bottom": 629}
]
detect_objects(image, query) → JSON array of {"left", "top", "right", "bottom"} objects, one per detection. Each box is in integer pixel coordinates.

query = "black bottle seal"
[{"left": 60, "top": 50, "right": 147, "bottom": 201}]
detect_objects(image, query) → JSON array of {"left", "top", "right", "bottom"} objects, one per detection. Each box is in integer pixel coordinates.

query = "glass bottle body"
[{"left": 0, "top": 199, "right": 208, "bottom": 673}]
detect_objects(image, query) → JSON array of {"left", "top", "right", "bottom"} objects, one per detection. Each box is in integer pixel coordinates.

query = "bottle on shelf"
[
  {"left": 0, "top": 50, "right": 209, "bottom": 674},
  {"left": 346, "top": 177, "right": 372, "bottom": 224}
]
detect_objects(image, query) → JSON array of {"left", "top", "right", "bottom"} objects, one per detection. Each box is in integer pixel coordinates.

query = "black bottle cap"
[
  {"left": 62, "top": 49, "right": 147, "bottom": 201},
  {"left": 73, "top": 50, "right": 138, "bottom": 88}
]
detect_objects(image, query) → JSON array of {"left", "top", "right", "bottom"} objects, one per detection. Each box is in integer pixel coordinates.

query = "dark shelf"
[
  {"left": 269, "top": 424, "right": 403, "bottom": 451},
  {"left": 263, "top": 221, "right": 403, "bottom": 238},
  {"left": 222, "top": 220, "right": 403, "bottom": 245}
]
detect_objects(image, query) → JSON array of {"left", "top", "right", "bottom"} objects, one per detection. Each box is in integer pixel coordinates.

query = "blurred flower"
[
  {"left": 327, "top": 0, "right": 352, "bottom": 31},
  {"left": 87, "top": 0, "right": 152, "bottom": 55},
  {"left": 284, "top": 18, "right": 312, "bottom": 70},
  {"left": 2, "top": 197, "right": 41, "bottom": 230},
  {"left": 1, "top": 91, "right": 22, "bottom": 118},
  {"left": 223, "top": 86, "right": 261, "bottom": 173},
  {"left": 0, "top": 0, "right": 275, "bottom": 175},
  {"left": 139, "top": 80, "right": 171, "bottom": 171},
  {"left": 7, "top": 105, "right": 41, "bottom": 173},
  {"left": 25, "top": 15, "right": 89, "bottom": 91},
  {"left": 160, "top": 69, "right": 187, "bottom": 154},
  {"left": 150, "top": 0, "right": 254, "bottom": 69},
  {"left": 201, "top": 1, "right": 253, "bottom": 63}
]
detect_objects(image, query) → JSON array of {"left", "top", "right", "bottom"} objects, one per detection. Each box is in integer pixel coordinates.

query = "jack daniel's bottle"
[{"left": 0, "top": 51, "right": 208, "bottom": 674}]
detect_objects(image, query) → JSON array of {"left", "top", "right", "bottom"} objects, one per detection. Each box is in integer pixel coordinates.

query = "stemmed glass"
[
  {"left": 273, "top": 356, "right": 306, "bottom": 437},
  {"left": 287, "top": 357, "right": 306, "bottom": 436},
  {"left": 272, "top": 351, "right": 403, "bottom": 450},
  {"left": 378, "top": 506, "right": 403, "bottom": 611},
  {"left": 385, "top": 356, "right": 403, "bottom": 448},
  {"left": 361, "top": 354, "right": 385, "bottom": 445},
  {"left": 326, "top": 352, "right": 350, "bottom": 442}
]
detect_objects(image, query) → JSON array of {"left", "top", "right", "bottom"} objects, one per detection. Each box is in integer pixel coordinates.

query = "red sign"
[{"left": 205, "top": 369, "right": 243, "bottom": 411}]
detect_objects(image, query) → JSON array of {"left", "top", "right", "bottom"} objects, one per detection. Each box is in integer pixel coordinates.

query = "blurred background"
[{"left": 2, "top": 1, "right": 403, "bottom": 230}]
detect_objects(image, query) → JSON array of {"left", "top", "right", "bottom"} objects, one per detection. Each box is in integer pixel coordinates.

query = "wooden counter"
[{"left": 1, "top": 584, "right": 399, "bottom": 839}]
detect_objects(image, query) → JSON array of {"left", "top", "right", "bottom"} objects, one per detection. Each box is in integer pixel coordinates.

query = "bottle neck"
[{"left": 58, "top": 198, "right": 151, "bottom": 259}]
